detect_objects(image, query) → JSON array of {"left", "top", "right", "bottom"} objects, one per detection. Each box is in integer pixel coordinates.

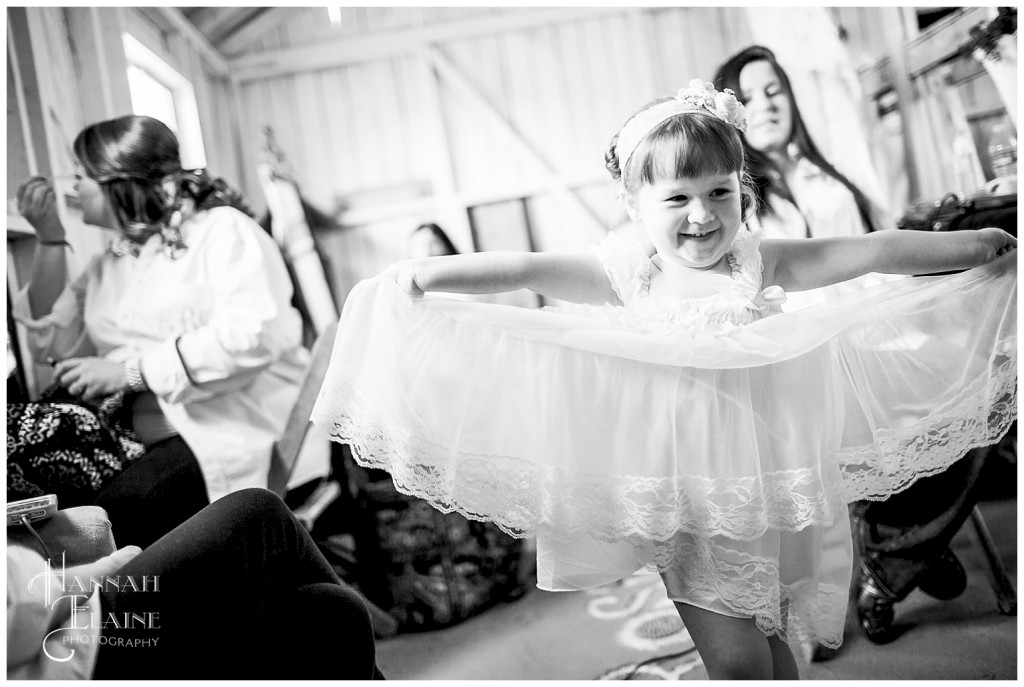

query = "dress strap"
[
  {"left": 727, "top": 226, "right": 765, "bottom": 292},
  {"left": 591, "top": 232, "right": 651, "bottom": 306}
]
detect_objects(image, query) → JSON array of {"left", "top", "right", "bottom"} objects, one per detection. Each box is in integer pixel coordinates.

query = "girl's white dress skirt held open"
[{"left": 312, "top": 228, "right": 1016, "bottom": 649}]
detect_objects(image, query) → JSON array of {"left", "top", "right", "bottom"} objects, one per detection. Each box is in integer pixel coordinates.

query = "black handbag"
[{"left": 897, "top": 192, "right": 1017, "bottom": 235}]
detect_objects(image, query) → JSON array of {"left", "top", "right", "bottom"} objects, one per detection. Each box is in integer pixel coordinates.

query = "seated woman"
[
  {"left": 8, "top": 488, "right": 383, "bottom": 680},
  {"left": 12, "top": 115, "right": 309, "bottom": 548}
]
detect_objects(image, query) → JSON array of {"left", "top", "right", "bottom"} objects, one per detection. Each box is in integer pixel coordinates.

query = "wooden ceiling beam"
[
  {"left": 218, "top": 7, "right": 305, "bottom": 57},
  {"left": 229, "top": 7, "right": 626, "bottom": 83},
  {"left": 198, "top": 8, "right": 257, "bottom": 45},
  {"left": 153, "top": 7, "right": 231, "bottom": 76},
  {"left": 182, "top": 7, "right": 223, "bottom": 35}
]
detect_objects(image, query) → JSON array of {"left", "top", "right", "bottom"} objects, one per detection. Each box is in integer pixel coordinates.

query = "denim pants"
[{"left": 92, "top": 488, "right": 382, "bottom": 680}]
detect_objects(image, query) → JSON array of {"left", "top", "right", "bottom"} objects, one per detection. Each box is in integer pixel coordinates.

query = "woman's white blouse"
[
  {"left": 12, "top": 206, "right": 309, "bottom": 501},
  {"left": 749, "top": 155, "right": 894, "bottom": 239}
]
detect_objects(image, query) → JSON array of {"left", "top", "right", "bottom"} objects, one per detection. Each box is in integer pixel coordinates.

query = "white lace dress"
[{"left": 312, "top": 227, "right": 1016, "bottom": 648}]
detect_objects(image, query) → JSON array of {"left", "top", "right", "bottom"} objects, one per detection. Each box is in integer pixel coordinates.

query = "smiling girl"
[{"left": 313, "top": 81, "right": 1016, "bottom": 679}]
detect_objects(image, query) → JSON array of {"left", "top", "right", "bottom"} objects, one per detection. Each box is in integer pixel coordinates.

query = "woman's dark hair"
[
  {"left": 604, "top": 99, "right": 757, "bottom": 219},
  {"left": 713, "top": 45, "right": 878, "bottom": 232},
  {"left": 72, "top": 115, "right": 253, "bottom": 234},
  {"left": 412, "top": 222, "right": 459, "bottom": 256}
]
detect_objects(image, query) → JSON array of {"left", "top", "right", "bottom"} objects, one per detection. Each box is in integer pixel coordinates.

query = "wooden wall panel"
[{"left": 229, "top": 7, "right": 759, "bottom": 305}]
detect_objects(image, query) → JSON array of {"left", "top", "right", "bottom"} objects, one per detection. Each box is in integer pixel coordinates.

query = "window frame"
[{"left": 122, "top": 32, "right": 207, "bottom": 169}]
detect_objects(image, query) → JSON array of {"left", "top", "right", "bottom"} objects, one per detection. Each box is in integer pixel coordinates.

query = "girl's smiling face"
[{"left": 627, "top": 172, "right": 743, "bottom": 270}]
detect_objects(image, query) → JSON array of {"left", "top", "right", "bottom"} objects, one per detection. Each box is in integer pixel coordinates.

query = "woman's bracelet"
[{"left": 124, "top": 358, "right": 149, "bottom": 393}]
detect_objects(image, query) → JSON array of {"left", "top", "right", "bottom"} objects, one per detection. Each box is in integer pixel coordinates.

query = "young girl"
[{"left": 312, "top": 80, "right": 1016, "bottom": 679}]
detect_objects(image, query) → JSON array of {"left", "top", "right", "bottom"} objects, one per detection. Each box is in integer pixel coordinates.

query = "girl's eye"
[
  {"left": 710, "top": 188, "right": 731, "bottom": 198},
  {"left": 667, "top": 195, "right": 689, "bottom": 203}
]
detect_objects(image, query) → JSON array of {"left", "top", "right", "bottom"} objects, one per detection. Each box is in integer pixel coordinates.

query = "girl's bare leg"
[{"left": 672, "top": 601, "right": 800, "bottom": 680}]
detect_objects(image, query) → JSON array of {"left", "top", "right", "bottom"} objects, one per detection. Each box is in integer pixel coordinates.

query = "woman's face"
[
  {"left": 738, "top": 60, "right": 793, "bottom": 154},
  {"left": 408, "top": 229, "right": 453, "bottom": 258},
  {"left": 73, "top": 170, "right": 118, "bottom": 230}
]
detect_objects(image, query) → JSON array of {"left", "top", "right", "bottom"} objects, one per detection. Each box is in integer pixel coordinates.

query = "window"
[{"left": 122, "top": 33, "right": 207, "bottom": 169}]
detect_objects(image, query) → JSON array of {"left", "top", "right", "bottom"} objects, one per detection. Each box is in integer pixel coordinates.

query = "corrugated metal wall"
[{"left": 229, "top": 7, "right": 753, "bottom": 303}]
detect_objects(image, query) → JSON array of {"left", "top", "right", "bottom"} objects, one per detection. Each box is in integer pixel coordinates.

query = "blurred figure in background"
[
  {"left": 714, "top": 45, "right": 994, "bottom": 650},
  {"left": 408, "top": 222, "right": 461, "bottom": 258}
]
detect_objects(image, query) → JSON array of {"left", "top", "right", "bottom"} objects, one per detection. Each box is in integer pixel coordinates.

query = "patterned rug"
[{"left": 586, "top": 573, "right": 707, "bottom": 680}]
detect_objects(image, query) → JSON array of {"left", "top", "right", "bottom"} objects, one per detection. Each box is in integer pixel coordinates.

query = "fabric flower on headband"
[
  {"left": 676, "top": 79, "right": 748, "bottom": 133},
  {"left": 614, "top": 79, "right": 749, "bottom": 172}
]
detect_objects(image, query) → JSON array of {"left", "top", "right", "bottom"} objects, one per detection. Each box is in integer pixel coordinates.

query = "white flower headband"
[{"left": 614, "top": 79, "right": 749, "bottom": 173}]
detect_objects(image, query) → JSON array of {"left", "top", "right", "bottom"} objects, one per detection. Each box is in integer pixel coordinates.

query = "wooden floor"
[{"left": 374, "top": 499, "right": 1017, "bottom": 681}]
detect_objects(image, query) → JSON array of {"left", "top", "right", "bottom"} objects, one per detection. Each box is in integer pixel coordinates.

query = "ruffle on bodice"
[{"left": 563, "top": 227, "right": 786, "bottom": 334}]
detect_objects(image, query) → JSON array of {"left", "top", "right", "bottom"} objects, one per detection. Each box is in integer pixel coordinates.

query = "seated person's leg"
[
  {"left": 92, "top": 488, "right": 379, "bottom": 680},
  {"left": 94, "top": 436, "right": 209, "bottom": 549},
  {"left": 855, "top": 448, "right": 986, "bottom": 641},
  {"left": 264, "top": 583, "right": 379, "bottom": 679}
]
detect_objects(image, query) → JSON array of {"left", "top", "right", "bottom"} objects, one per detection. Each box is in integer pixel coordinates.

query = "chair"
[
  {"left": 8, "top": 505, "right": 116, "bottom": 565},
  {"left": 256, "top": 128, "right": 348, "bottom": 530},
  {"left": 267, "top": 318, "right": 342, "bottom": 530},
  {"left": 969, "top": 504, "right": 1016, "bottom": 615}
]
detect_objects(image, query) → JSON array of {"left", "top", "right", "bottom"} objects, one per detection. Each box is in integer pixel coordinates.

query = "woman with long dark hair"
[
  {"left": 13, "top": 115, "right": 309, "bottom": 548},
  {"left": 714, "top": 45, "right": 888, "bottom": 239}
]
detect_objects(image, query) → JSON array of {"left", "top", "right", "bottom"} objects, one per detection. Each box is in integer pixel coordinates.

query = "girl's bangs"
[{"left": 631, "top": 117, "right": 743, "bottom": 186}]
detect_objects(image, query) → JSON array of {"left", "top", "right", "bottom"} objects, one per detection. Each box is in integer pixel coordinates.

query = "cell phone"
[{"left": 7, "top": 494, "right": 58, "bottom": 526}]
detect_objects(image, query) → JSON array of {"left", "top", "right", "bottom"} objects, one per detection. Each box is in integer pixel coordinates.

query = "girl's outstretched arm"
[
  {"left": 387, "top": 251, "right": 617, "bottom": 305},
  {"left": 766, "top": 227, "right": 1016, "bottom": 292}
]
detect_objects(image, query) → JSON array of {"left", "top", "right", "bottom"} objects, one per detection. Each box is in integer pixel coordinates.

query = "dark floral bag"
[
  {"left": 350, "top": 463, "right": 528, "bottom": 631},
  {"left": 7, "top": 387, "right": 144, "bottom": 507}
]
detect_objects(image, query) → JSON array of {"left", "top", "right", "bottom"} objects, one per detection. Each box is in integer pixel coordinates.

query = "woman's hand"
[
  {"left": 977, "top": 227, "right": 1017, "bottom": 260},
  {"left": 16, "top": 176, "right": 66, "bottom": 242},
  {"left": 382, "top": 259, "right": 425, "bottom": 297},
  {"left": 54, "top": 357, "right": 130, "bottom": 403}
]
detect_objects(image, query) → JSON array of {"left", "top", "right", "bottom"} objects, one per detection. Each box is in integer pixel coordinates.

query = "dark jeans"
[
  {"left": 94, "top": 436, "right": 209, "bottom": 549},
  {"left": 92, "top": 488, "right": 382, "bottom": 680},
  {"left": 853, "top": 448, "right": 987, "bottom": 600}
]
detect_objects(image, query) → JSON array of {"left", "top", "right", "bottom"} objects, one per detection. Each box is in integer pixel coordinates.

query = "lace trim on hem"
[
  {"left": 320, "top": 383, "right": 852, "bottom": 543},
  {"left": 315, "top": 349, "right": 1014, "bottom": 545},
  {"left": 632, "top": 537, "right": 849, "bottom": 647},
  {"left": 837, "top": 355, "right": 1017, "bottom": 502}
]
